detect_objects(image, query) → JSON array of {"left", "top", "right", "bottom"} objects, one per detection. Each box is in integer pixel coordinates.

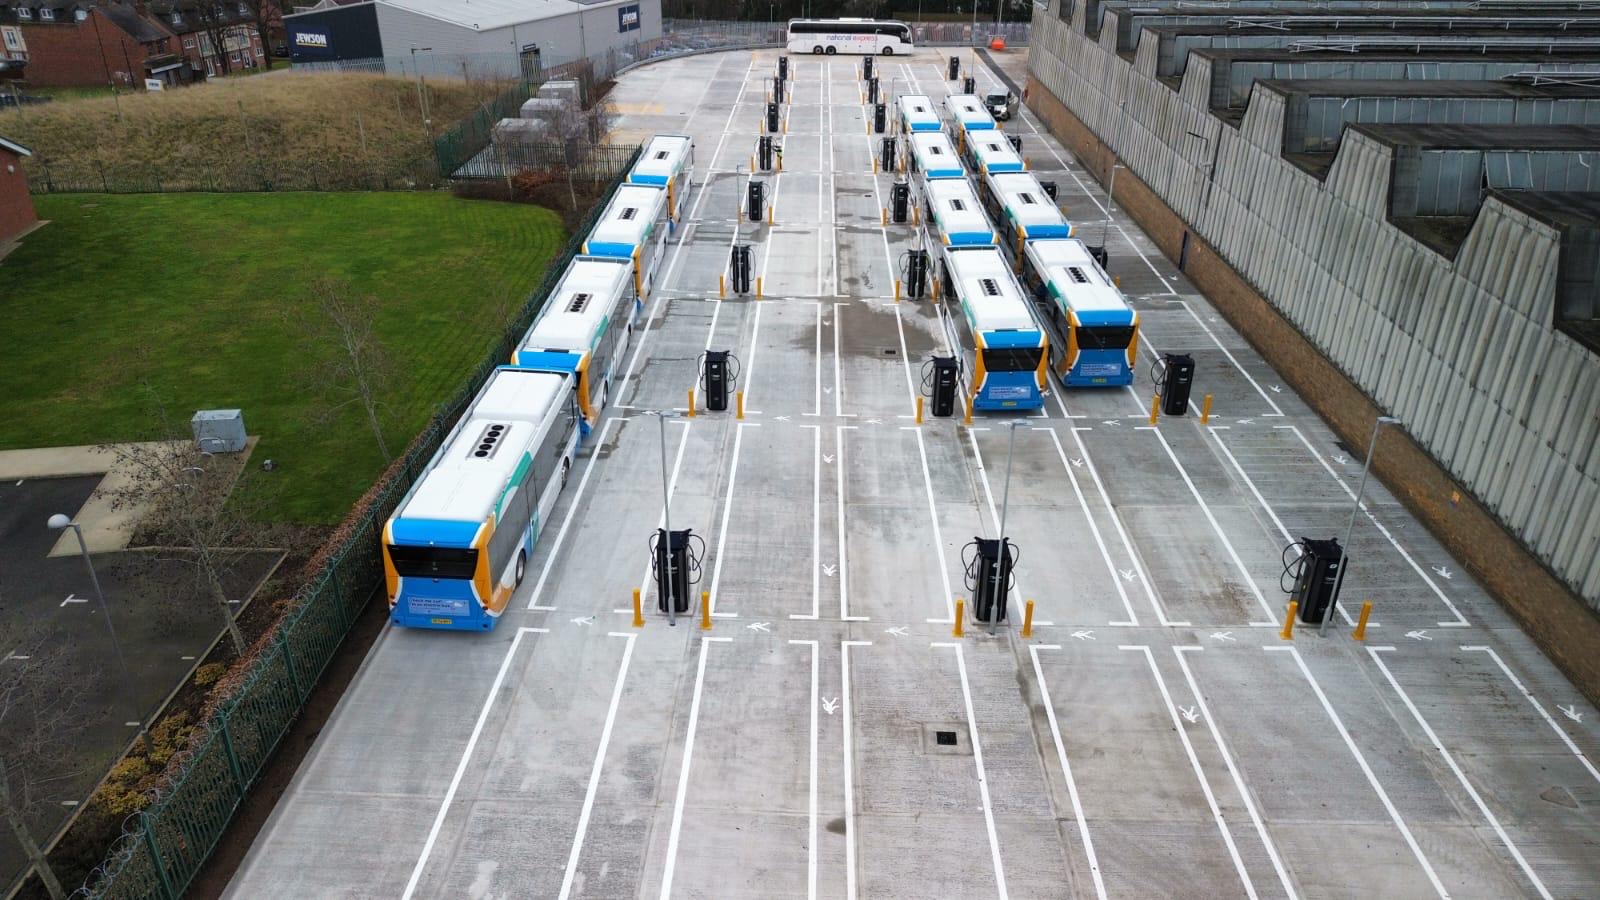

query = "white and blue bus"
[
  {"left": 982, "top": 171, "right": 1072, "bottom": 265},
  {"left": 584, "top": 182, "right": 673, "bottom": 299},
  {"left": 938, "top": 245, "right": 1048, "bottom": 410},
  {"left": 966, "top": 130, "right": 1023, "bottom": 177},
  {"left": 1022, "top": 238, "right": 1139, "bottom": 387},
  {"left": 384, "top": 367, "right": 580, "bottom": 631},
  {"left": 897, "top": 94, "right": 941, "bottom": 134},
  {"left": 907, "top": 131, "right": 964, "bottom": 180},
  {"left": 787, "top": 18, "right": 913, "bottom": 55},
  {"left": 628, "top": 133, "right": 695, "bottom": 223},
  {"left": 944, "top": 93, "right": 995, "bottom": 152},
  {"left": 921, "top": 175, "right": 997, "bottom": 247},
  {"left": 514, "top": 255, "right": 641, "bottom": 436}
]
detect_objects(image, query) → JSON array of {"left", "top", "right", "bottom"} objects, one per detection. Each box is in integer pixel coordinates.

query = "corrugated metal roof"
[{"left": 347, "top": 0, "right": 627, "bottom": 31}]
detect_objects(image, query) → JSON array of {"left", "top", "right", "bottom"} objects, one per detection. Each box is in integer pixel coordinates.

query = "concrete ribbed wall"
[{"left": 1028, "top": 0, "right": 1600, "bottom": 604}]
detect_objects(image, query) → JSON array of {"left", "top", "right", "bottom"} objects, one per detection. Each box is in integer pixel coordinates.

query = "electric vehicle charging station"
[
  {"left": 758, "top": 135, "right": 775, "bottom": 172},
  {"left": 747, "top": 180, "right": 766, "bottom": 223},
  {"left": 874, "top": 102, "right": 887, "bottom": 134},
  {"left": 773, "top": 75, "right": 785, "bottom": 105},
  {"left": 923, "top": 354, "right": 958, "bottom": 416},
  {"left": 948, "top": 56, "right": 960, "bottom": 81},
  {"left": 778, "top": 55, "right": 788, "bottom": 80},
  {"left": 1040, "top": 180, "right": 1057, "bottom": 201},
  {"left": 880, "top": 136, "right": 896, "bottom": 172},
  {"left": 1282, "top": 538, "right": 1346, "bottom": 625},
  {"left": 863, "top": 55, "right": 873, "bottom": 80},
  {"left": 964, "top": 422, "right": 1023, "bottom": 630},
  {"left": 1155, "top": 353, "right": 1196, "bottom": 416},
  {"left": 699, "top": 350, "right": 739, "bottom": 412},
  {"left": 867, "top": 76, "right": 879, "bottom": 104},
  {"left": 891, "top": 179, "right": 910, "bottom": 224},
  {"left": 962, "top": 75, "right": 976, "bottom": 95},
  {"left": 904, "top": 247, "right": 930, "bottom": 300},
  {"left": 730, "top": 244, "right": 753, "bottom": 294},
  {"left": 1007, "top": 134, "right": 1022, "bottom": 154},
  {"left": 652, "top": 528, "right": 699, "bottom": 615},
  {"left": 766, "top": 102, "right": 780, "bottom": 133}
]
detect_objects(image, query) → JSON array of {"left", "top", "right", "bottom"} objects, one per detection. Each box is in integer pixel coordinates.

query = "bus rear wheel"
[
  {"left": 812, "top": 45, "right": 824, "bottom": 54},
  {"left": 881, "top": 47, "right": 894, "bottom": 55},
  {"left": 824, "top": 46, "right": 836, "bottom": 55},
  {"left": 515, "top": 550, "right": 527, "bottom": 586}
]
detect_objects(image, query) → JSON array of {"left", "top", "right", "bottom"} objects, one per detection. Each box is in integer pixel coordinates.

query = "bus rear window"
[
  {"left": 1077, "top": 326, "right": 1135, "bottom": 350},
  {"left": 983, "top": 347, "right": 1044, "bottom": 372},
  {"left": 389, "top": 544, "right": 478, "bottom": 579}
]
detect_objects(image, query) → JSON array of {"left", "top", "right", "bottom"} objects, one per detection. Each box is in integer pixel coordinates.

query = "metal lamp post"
[
  {"left": 48, "top": 514, "right": 149, "bottom": 751},
  {"left": 1322, "top": 415, "right": 1399, "bottom": 634},
  {"left": 649, "top": 411, "right": 680, "bottom": 625},
  {"left": 992, "top": 420, "right": 1021, "bottom": 634}
]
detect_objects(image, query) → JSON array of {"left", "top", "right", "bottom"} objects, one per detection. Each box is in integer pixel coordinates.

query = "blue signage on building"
[
  {"left": 618, "top": 3, "right": 640, "bottom": 32},
  {"left": 292, "top": 27, "right": 333, "bottom": 58}
]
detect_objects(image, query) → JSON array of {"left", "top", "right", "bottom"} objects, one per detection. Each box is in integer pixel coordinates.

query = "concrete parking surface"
[{"left": 228, "top": 48, "right": 1600, "bottom": 899}]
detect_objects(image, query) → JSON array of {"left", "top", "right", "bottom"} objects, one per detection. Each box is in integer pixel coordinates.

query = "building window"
[
  {"left": 237, "top": 1, "right": 247, "bottom": 14},
  {"left": 170, "top": 12, "right": 181, "bottom": 24},
  {"left": 2, "top": 27, "right": 23, "bottom": 51},
  {"left": 182, "top": 36, "right": 194, "bottom": 48},
  {"left": 39, "top": 7, "right": 53, "bottom": 20},
  {"left": 16, "top": 8, "right": 31, "bottom": 20},
  {"left": 74, "top": 8, "right": 85, "bottom": 20}
]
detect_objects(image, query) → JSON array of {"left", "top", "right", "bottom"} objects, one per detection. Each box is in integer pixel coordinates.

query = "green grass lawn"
[{"left": 0, "top": 192, "right": 566, "bottom": 523}]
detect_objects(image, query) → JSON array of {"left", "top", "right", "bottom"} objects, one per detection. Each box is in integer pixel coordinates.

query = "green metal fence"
[{"left": 73, "top": 147, "right": 640, "bottom": 900}]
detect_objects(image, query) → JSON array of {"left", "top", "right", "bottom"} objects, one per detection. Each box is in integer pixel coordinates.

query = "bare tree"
[
  {"left": 237, "top": 0, "right": 281, "bottom": 70},
  {"left": 96, "top": 387, "right": 277, "bottom": 657},
  {"left": 293, "top": 278, "right": 396, "bottom": 462},
  {"left": 192, "top": 1, "right": 237, "bottom": 77},
  {"left": 0, "top": 634, "right": 91, "bottom": 900}
]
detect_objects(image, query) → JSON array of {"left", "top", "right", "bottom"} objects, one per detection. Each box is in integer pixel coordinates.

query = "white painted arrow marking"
[
  {"left": 775, "top": 415, "right": 791, "bottom": 422},
  {"left": 1070, "top": 457, "right": 1084, "bottom": 468},
  {"left": 1559, "top": 704, "right": 1583, "bottom": 723},
  {"left": 1405, "top": 630, "right": 1431, "bottom": 641},
  {"left": 885, "top": 625, "right": 909, "bottom": 637},
  {"left": 1210, "top": 631, "right": 1235, "bottom": 642},
  {"left": 571, "top": 615, "right": 596, "bottom": 627},
  {"left": 822, "top": 564, "right": 837, "bottom": 577},
  {"left": 823, "top": 387, "right": 833, "bottom": 394},
  {"left": 1432, "top": 566, "right": 1453, "bottom": 580},
  {"left": 60, "top": 593, "right": 87, "bottom": 608},
  {"left": 1119, "top": 569, "right": 1136, "bottom": 582},
  {"left": 1071, "top": 630, "right": 1096, "bottom": 641},
  {"left": 1235, "top": 418, "right": 1255, "bottom": 425},
  {"left": 865, "top": 418, "right": 883, "bottom": 425},
  {"left": 1179, "top": 706, "right": 1200, "bottom": 723},
  {"left": 822, "top": 697, "right": 839, "bottom": 715},
  {"left": 746, "top": 621, "right": 771, "bottom": 632},
  {"left": 1269, "top": 385, "right": 1282, "bottom": 394},
  {"left": 1102, "top": 419, "right": 1121, "bottom": 427},
  {"left": 1333, "top": 454, "right": 1348, "bottom": 465},
  {"left": 823, "top": 454, "right": 835, "bottom": 464}
]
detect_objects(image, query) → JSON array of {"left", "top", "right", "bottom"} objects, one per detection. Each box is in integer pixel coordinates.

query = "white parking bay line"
[
  {"left": 1028, "top": 643, "right": 1106, "bottom": 900},
  {"left": 1463, "top": 645, "right": 1600, "bottom": 785},
  {"left": 790, "top": 638, "right": 820, "bottom": 900},
  {"left": 932, "top": 640, "right": 1008, "bottom": 899},
  {"left": 402, "top": 626, "right": 549, "bottom": 900},
  {"left": 841, "top": 639, "right": 871, "bottom": 900},
  {"left": 559, "top": 632, "right": 638, "bottom": 900},
  {"left": 660, "top": 635, "right": 733, "bottom": 900}
]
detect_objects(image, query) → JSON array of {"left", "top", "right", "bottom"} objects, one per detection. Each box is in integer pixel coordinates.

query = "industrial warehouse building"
[
  {"left": 1023, "top": 0, "right": 1600, "bottom": 683},
  {"left": 284, "top": 0, "right": 661, "bottom": 75}
]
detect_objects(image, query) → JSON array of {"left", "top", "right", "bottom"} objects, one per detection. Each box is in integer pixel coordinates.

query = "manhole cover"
[{"left": 935, "top": 730, "right": 958, "bottom": 746}]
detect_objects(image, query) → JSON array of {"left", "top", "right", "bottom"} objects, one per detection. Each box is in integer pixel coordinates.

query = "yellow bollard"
[
  {"left": 768, "top": 205, "right": 774, "bottom": 225},
  {"left": 719, "top": 273, "right": 726, "bottom": 299},
  {"left": 1114, "top": 275, "right": 1122, "bottom": 288},
  {"left": 1281, "top": 601, "right": 1299, "bottom": 640},
  {"left": 778, "top": 155, "right": 783, "bottom": 173},
  {"left": 737, "top": 390, "right": 745, "bottom": 420},
  {"left": 881, "top": 207, "right": 887, "bottom": 226},
  {"left": 750, "top": 154, "right": 756, "bottom": 171},
  {"left": 701, "top": 590, "right": 712, "bottom": 630},
  {"left": 895, "top": 278, "right": 901, "bottom": 302},
  {"left": 1200, "top": 393, "right": 1213, "bottom": 424},
  {"left": 964, "top": 396, "right": 974, "bottom": 426},
  {"left": 953, "top": 599, "right": 965, "bottom": 638},
  {"left": 688, "top": 388, "right": 696, "bottom": 417},
  {"left": 1353, "top": 601, "right": 1373, "bottom": 641},
  {"left": 913, "top": 205, "right": 920, "bottom": 226},
  {"left": 874, "top": 159, "right": 879, "bottom": 174},
  {"left": 1022, "top": 599, "right": 1035, "bottom": 638},
  {"left": 756, "top": 276, "right": 764, "bottom": 298},
  {"left": 915, "top": 395, "right": 924, "bottom": 425},
  {"left": 632, "top": 589, "right": 644, "bottom": 628},
  {"left": 1149, "top": 393, "right": 1161, "bottom": 425}
]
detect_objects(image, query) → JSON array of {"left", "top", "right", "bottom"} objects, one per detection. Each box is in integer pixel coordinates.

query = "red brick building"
[
  {"left": 148, "top": 0, "right": 267, "bottom": 78},
  {"left": 0, "top": 1, "right": 201, "bottom": 88},
  {"left": 0, "top": 134, "right": 37, "bottom": 245}
]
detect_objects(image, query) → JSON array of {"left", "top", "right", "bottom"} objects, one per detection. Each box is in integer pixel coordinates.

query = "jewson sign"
[
  {"left": 295, "top": 31, "right": 329, "bottom": 48},
  {"left": 617, "top": 3, "right": 640, "bottom": 32}
]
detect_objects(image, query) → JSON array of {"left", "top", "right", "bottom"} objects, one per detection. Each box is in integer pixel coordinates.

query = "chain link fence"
[
  {"left": 69, "top": 148, "right": 639, "bottom": 900},
  {"left": 27, "top": 155, "right": 439, "bottom": 194}
]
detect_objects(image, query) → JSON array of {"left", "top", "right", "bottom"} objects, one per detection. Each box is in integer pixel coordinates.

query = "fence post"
[
  {"left": 278, "top": 629, "right": 305, "bottom": 702},
  {"left": 218, "top": 713, "right": 248, "bottom": 797},
  {"left": 140, "top": 811, "right": 179, "bottom": 900}
]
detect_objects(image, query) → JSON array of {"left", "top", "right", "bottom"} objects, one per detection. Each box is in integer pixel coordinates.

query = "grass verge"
[{"left": 0, "top": 191, "right": 565, "bottom": 522}]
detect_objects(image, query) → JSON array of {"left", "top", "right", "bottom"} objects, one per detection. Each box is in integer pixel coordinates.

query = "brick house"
[
  {"left": 0, "top": 1, "right": 201, "bottom": 88},
  {"left": 147, "top": 0, "right": 266, "bottom": 78},
  {"left": 0, "top": 134, "right": 37, "bottom": 245}
]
